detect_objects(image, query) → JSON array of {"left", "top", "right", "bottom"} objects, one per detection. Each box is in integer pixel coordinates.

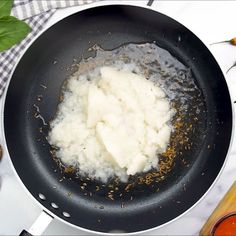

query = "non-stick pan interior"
[{"left": 4, "top": 5, "right": 232, "bottom": 233}]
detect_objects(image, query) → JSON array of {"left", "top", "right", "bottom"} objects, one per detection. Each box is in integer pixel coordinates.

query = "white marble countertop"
[{"left": 1, "top": 1, "right": 236, "bottom": 235}]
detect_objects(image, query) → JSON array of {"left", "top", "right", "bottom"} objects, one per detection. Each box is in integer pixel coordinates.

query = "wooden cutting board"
[{"left": 200, "top": 181, "right": 236, "bottom": 235}]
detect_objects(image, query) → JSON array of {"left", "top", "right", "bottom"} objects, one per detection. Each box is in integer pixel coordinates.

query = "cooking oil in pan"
[{"left": 47, "top": 42, "right": 207, "bottom": 198}]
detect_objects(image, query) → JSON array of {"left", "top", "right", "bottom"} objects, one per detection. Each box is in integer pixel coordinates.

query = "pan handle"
[
  {"left": 147, "top": 0, "right": 155, "bottom": 6},
  {"left": 19, "top": 211, "right": 53, "bottom": 236}
]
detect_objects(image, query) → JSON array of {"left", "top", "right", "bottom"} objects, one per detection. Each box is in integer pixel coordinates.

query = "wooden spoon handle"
[{"left": 200, "top": 181, "right": 236, "bottom": 236}]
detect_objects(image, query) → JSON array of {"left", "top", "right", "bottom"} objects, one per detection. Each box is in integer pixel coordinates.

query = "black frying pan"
[{"left": 3, "top": 3, "right": 233, "bottom": 234}]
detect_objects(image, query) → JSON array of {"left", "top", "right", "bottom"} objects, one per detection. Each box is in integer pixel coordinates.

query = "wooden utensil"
[{"left": 200, "top": 181, "right": 236, "bottom": 236}]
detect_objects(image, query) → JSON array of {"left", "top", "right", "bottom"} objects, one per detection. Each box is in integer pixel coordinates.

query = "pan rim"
[{"left": 1, "top": 1, "right": 235, "bottom": 235}]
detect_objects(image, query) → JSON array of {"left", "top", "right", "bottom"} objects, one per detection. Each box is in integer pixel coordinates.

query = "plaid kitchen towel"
[{"left": 0, "top": 0, "right": 98, "bottom": 96}]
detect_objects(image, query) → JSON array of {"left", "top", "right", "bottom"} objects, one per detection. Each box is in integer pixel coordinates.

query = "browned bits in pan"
[
  {"left": 64, "top": 166, "right": 75, "bottom": 174},
  {"left": 125, "top": 183, "right": 135, "bottom": 192},
  {"left": 80, "top": 186, "right": 85, "bottom": 190},
  {"left": 40, "top": 84, "right": 47, "bottom": 89},
  {"left": 107, "top": 185, "right": 114, "bottom": 201},
  {"left": 181, "top": 159, "right": 187, "bottom": 166},
  {"left": 37, "top": 95, "right": 43, "bottom": 102},
  {"left": 107, "top": 193, "right": 114, "bottom": 201},
  {"left": 59, "top": 177, "right": 65, "bottom": 182}
]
